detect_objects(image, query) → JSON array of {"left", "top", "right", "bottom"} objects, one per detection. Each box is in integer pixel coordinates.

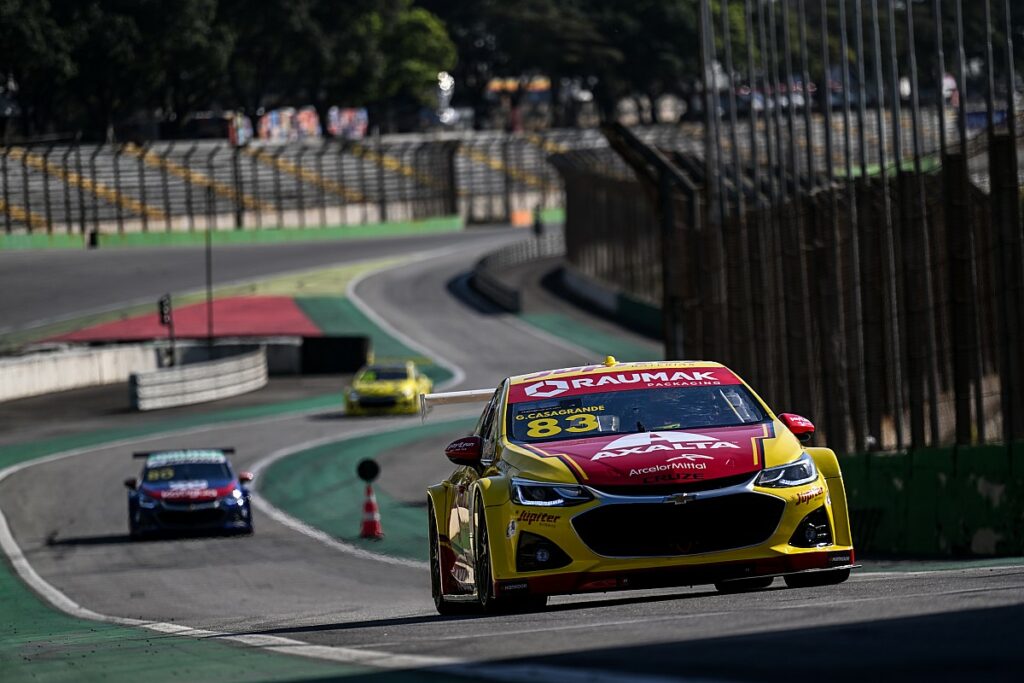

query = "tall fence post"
[
  {"left": 232, "top": 145, "right": 245, "bottom": 229},
  {"left": 1, "top": 147, "right": 11, "bottom": 234}
]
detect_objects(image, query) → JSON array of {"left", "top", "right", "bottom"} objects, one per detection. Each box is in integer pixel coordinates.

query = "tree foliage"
[
  {"left": 2, "top": 0, "right": 1020, "bottom": 139},
  {"left": 1, "top": 0, "right": 457, "bottom": 139}
]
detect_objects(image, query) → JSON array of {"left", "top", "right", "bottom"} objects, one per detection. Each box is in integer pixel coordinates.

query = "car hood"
[
  {"left": 140, "top": 478, "right": 237, "bottom": 501},
  {"left": 516, "top": 424, "right": 776, "bottom": 487}
]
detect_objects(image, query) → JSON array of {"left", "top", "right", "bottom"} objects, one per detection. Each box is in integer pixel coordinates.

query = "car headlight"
[
  {"left": 401, "top": 387, "right": 415, "bottom": 399},
  {"left": 348, "top": 390, "right": 360, "bottom": 401},
  {"left": 137, "top": 492, "right": 158, "bottom": 509},
  {"left": 223, "top": 489, "right": 244, "bottom": 506},
  {"left": 755, "top": 453, "right": 818, "bottom": 488},
  {"left": 510, "top": 478, "right": 593, "bottom": 507}
]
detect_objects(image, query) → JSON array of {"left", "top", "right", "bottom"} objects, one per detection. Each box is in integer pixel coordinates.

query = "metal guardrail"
[
  {"left": 471, "top": 230, "right": 565, "bottom": 312},
  {"left": 130, "top": 347, "right": 267, "bottom": 411}
]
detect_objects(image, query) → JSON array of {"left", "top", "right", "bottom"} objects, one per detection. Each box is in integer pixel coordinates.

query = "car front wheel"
[{"left": 474, "top": 500, "right": 547, "bottom": 614}]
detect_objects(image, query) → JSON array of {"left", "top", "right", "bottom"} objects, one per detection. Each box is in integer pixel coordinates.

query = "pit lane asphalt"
[{"left": 2, "top": 240, "right": 1022, "bottom": 681}]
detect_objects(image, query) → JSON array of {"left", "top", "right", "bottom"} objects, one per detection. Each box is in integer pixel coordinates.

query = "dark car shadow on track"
[
  {"left": 45, "top": 531, "right": 252, "bottom": 546},
  {"left": 237, "top": 587, "right": 725, "bottom": 638},
  {"left": 306, "top": 411, "right": 349, "bottom": 421}
]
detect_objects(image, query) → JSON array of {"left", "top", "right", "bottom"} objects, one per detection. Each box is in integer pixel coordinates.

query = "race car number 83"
[{"left": 526, "top": 414, "right": 599, "bottom": 438}]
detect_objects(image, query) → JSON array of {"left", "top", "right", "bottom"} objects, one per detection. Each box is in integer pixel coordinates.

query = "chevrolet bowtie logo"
[{"left": 666, "top": 492, "right": 697, "bottom": 505}]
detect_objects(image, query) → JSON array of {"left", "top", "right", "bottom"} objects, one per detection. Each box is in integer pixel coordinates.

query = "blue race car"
[{"left": 124, "top": 449, "right": 254, "bottom": 538}]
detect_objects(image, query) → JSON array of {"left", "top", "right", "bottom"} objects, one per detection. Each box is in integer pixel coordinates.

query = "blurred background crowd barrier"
[
  {"left": 0, "top": 127, "right": 708, "bottom": 235},
  {"left": 558, "top": 0, "right": 1024, "bottom": 455}
]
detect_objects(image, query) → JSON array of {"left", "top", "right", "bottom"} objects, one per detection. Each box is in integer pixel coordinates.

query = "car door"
[{"left": 449, "top": 384, "right": 503, "bottom": 592}]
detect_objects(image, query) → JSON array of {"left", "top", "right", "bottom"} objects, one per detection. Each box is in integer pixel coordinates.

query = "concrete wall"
[
  {"left": 842, "top": 444, "right": 1024, "bottom": 557},
  {"left": 130, "top": 347, "right": 268, "bottom": 411},
  {"left": 561, "top": 264, "right": 662, "bottom": 338},
  {"left": 0, "top": 345, "right": 159, "bottom": 402}
]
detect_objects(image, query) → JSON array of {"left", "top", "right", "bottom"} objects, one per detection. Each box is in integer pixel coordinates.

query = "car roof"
[
  {"left": 362, "top": 363, "right": 411, "bottom": 373},
  {"left": 507, "top": 360, "right": 728, "bottom": 385},
  {"left": 143, "top": 450, "right": 229, "bottom": 467}
]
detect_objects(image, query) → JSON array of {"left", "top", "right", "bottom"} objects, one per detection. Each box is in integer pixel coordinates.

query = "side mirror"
[
  {"left": 123, "top": 477, "right": 138, "bottom": 489},
  {"left": 445, "top": 435, "right": 483, "bottom": 466},
  {"left": 779, "top": 413, "right": 815, "bottom": 442},
  {"left": 238, "top": 471, "right": 255, "bottom": 484}
]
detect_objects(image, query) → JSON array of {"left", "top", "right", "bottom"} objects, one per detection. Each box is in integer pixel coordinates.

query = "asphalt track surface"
[
  {"left": 2, "top": 234, "right": 1023, "bottom": 681},
  {"left": 0, "top": 229, "right": 508, "bottom": 333}
]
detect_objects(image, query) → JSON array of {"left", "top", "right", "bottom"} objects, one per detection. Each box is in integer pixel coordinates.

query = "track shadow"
[
  {"left": 45, "top": 533, "right": 137, "bottom": 546},
  {"left": 445, "top": 272, "right": 508, "bottom": 315},
  {"left": 45, "top": 530, "right": 251, "bottom": 546},
  {"left": 224, "top": 604, "right": 1024, "bottom": 682},
  {"left": 306, "top": 411, "right": 348, "bottom": 421},
  {"left": 243, "top": 586, "right": 722, "bottom": 637}
]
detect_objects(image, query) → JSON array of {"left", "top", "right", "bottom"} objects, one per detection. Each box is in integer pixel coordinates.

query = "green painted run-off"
[
  {"left": 259, "top": 418, "right": 476, "bottom": 563},
  {"left": 0, "top": 214, "right": 462, "bottom": 250},
  {"left": 841, "top": 443, "right": 1024, "bottom": 557},
  {"left": 297, "top": 297, "right": 453, "bottom": 384}
]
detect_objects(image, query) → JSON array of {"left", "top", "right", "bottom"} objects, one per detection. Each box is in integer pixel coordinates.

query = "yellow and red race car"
[
  {"left": 425, "top": 358, "right": 855, "bottom": 613},
  {"left": 346, "top": 361, "right": 433, "bottom": 415}
]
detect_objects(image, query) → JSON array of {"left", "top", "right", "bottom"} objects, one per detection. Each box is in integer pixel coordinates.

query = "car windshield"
[
  {"left": 360, "top": 367, "right": 409, "bottom": 381},
  {"left": 507, "top": 386, "right": 767, "bottom": 443},
  {"left": 143, "top": 463, "right": 232, "bottom": 482}
]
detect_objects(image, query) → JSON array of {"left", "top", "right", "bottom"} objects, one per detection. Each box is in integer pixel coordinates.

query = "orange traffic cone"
[{"left": 360, "top": 484, "right": 384, "bottom": 539}]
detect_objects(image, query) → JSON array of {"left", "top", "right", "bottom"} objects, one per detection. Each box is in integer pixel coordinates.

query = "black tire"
[
  {"left": 474, "top": 500, "right": 501, "bottom": 613},
  {"left": 714, "top": 576, "right": 775, "bottom": 593},
  {"left": 784, "top": 568, "right": 851, "bottom": 588},
  {"left": 474, "top": 500, "right": 548, "bottom": 614},
  {"left": 429, "top": 506, "right": 472, "bottom": 616}
]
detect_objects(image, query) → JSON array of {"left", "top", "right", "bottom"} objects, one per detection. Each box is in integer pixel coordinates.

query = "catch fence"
[{"left": 558, "top": 0, "right": 1024, "bottom": 454}]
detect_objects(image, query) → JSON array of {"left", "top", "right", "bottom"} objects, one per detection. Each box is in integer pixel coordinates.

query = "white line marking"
[{"left": 345, "top": 245, "right": 471, "bottom": 390}]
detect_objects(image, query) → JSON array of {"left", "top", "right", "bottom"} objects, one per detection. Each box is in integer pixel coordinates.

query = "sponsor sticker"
[
  {"left": 509, "top": 367, "right": 740, "bottom": 402},
  {"left": 591, "top": 431, "right": 739, "bottom": 461},
  {"left": 795, "top": 486, "right": 824, "bottom": 505},
  {"left": 515, "top": 510, "right": 560, "bottom": 526}
]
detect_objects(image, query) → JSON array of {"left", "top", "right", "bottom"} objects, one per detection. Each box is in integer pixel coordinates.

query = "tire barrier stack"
[{"left": 130, "top": 347, "right": 268, "bottom": 411}]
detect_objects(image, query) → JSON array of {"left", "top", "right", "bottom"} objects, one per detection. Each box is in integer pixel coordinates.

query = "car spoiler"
[
  {"left": 132, "top": 448, "right": 236, "bottom": 458},
  {"left": 419, "top": 389, "right": 493, "bottom": 420}
]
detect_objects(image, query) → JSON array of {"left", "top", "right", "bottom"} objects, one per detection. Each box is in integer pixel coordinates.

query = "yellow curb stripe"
[
  {"left": 0, "top": 198, "right": 47, "bottom": 231},
  {"left": 242, "top": 146, "right": 364, "bottom": 203},
  {"left": 525, "top": 133, "right": 569, "bottom": 156},
  {"left": 122, "top": 143, "right": 272, "bottom": 212},
  {"left": 456, "top": 145, "right": 551, "bottom": 190},
  {"left": 348, "top": 143, "right": 444, "bottom": 191},
  {"left": 5, "top": 147, "right": 165, "bottom": 220}
]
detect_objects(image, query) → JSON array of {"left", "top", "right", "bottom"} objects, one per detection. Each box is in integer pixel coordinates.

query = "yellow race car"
[
  {"left": 346, "top": 361, "right": 433, "bottom": 415},
  {"left": 425, "top": 358, "right": 855, "bottom": 613}
]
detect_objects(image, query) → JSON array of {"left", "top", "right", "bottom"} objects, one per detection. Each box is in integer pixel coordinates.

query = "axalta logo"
[
  {"left": 591, "top": 431, "right": 740, "bottom": 461},
  {"left": 524, "top": 379, "right": 570, "bottom": 398}
]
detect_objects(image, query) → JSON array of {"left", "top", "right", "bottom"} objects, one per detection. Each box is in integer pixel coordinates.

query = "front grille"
[
  {"left": 356, "top": 396, "right": 398, "bottom": 407},
  {"left": 157, "top": 507, "right": 225, "bottom": 526},
  {"left": 572, "top": 493, "right": 784, "bottom": 557},
  {"left": 588, "top": 473, "right": 755, "bottom": 497}
]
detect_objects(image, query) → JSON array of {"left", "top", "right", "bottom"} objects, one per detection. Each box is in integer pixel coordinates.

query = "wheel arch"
[{"left": 805, "top": 447, "right": 853, "bottom": 548}]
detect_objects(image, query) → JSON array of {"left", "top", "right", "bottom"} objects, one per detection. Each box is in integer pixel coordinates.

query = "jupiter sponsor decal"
[{"left": 795, "top": 486, "right": 824, "bottom": 505}]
